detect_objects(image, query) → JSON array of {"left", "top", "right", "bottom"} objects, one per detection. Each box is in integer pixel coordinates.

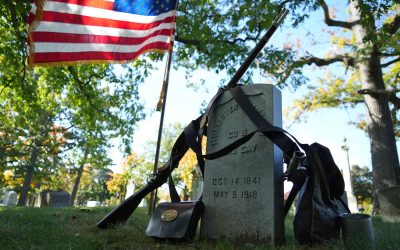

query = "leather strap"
[
  {"left": 284, "top": 177, "right": 307, "bottom": 216},
  {"left": 229, "top": 86, "right": 305, "bottom": 162}
]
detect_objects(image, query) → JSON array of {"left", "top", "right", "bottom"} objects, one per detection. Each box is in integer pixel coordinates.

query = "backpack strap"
[{"left": 284, "top": 176, "right": 307, "bottom": 216}]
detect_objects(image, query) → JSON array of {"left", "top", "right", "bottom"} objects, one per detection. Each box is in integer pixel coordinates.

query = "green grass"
[{"left": 0, "top": 206, "right": 399, "bottom": 249}]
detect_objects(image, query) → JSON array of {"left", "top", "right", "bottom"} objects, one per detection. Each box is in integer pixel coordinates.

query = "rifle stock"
[
  {"left": 97, "top": 122, "right": 190, "bottom": 229},
  {"left": 97, "top": 166, "right": 170, "bottom": 228}
]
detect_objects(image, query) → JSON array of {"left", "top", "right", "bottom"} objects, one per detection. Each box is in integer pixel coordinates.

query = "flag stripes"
[{"left": 28, "top": 0, "right": 177, "bottom": 65}]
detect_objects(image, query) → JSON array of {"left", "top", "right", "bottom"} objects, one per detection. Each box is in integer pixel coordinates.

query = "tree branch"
[
  {"left": 320, "top": 0, "right": 356, "bottom": 29},
  {"left": 381, "top": 57, "right": 400, "bottom": 68},
  {"left": 382, "top": 13, "right": 400, "bottom": 35},
  {"left": 358, "top": 88, "right": 400, "bottom": 109},
  {"left": 176, "top": 28, "right": 260, "bottom": 47},
  {"left": 380, "top": 52, "right": 400, "bottom": 57},
  {"left": 175, "top": 35, "right": 201, "bottom": 46},
  {"left": 388, "top": 93, "right": 400, "bottom": 110},
  {"left": 0, "top": 68, "right": 25, "bottom": 95},
  {"left": 301, "top": 54, "right": 355, "bottom": 67},
  {"left": 66, "top": 67, "right": 100, "bottom": 113}
]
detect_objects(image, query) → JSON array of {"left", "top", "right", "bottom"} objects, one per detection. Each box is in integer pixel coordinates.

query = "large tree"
[{"left": 268, "top": 1, "right": 399, "bottom": 212}]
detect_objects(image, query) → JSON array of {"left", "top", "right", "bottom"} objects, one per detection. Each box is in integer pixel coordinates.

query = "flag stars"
[{"left": 113, "top": 0, "right": 176, "bottom": 15}]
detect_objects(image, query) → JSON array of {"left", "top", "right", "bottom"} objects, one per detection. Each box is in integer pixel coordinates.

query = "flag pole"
[{"left": 148, "top": 1, "right": 179, "bottom": 215}]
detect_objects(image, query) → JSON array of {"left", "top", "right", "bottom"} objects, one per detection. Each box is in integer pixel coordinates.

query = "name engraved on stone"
[{"left": 211, "top": 102, "right": 264, "bottom": 146}]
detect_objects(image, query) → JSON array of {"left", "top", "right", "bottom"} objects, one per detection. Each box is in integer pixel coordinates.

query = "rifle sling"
[
  {"left": 229, "top": 86, "right": 304, "bottom": 162},
  {"left": 228, "top": 86, "right": 308, "bottom": 217}
]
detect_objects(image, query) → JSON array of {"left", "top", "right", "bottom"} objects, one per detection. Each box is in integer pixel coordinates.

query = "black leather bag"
[
  {"left": 145, "top": 200, "right": 205, "bottom": 241},
  {"left": 291, "top": 143, "right": 349, "bottom": 244}
]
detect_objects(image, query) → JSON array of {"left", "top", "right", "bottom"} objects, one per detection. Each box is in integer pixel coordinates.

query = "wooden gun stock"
[
  {"left": 97, "top": 167, "right": 169, "bottom": 228},
  {"left": 97, "top": 122, "right": 190, "bottom": 229}
]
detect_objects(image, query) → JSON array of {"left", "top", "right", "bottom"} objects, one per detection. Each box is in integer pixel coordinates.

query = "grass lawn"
[{"left": 0, "top": 206, "right": 399, "bottom": 249}]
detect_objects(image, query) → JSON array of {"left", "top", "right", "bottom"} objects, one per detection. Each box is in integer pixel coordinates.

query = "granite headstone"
[
  {"left": 200, "top": 84, "right": 284, "bottom": 245},
  {"left": 48, "top": 191, "right": 70, "bottom": 208},
  {"left": 33, "top": 191, "right": 70, "bottom": 208},
  {"left": 33, "top": 191, "right": 51, "bottom": 207},
  {"left": 3, "top": 191, "right": 18, "bottom": 206}
]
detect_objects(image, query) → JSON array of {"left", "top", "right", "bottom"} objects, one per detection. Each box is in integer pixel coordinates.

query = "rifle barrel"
[{"left": 226, "top": 8, "right": 288, "bottom": 88}]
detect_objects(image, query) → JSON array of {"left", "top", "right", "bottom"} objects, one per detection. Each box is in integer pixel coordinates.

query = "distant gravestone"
[
  {"left": 191, "top": 176, "right": 203, "bottom": 200},
  {"left": 33, "top": 191, "right": 70, "bottom": 208},
  {"left": 125, "top": 180, "right": 136, "bottom": 200},
  {"left": 48, "top": 191, "right": 70, "bottom": 208},
  {"left": 33, "top": 191, "right": 49, "bottom": 207},
  {"left": 3, "top": 191, "right": 18, "bottom": 206},
  {"left": 200, "top": 84, "right": 284, "bottom": 245},
  {"left": 87, "top": 201, "right": 101, "bottom": 207},
  {"left": 139, "top": 198, "right": 147, "bottom": 208}
]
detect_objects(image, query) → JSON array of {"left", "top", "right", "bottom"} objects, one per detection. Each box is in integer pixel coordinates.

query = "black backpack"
[{"left": 285, "top": 142, "right": 350, "bottom": 244}]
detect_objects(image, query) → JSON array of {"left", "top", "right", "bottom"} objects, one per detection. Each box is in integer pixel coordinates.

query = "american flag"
[{"left": 27, "top": 0, "right": 177, "bottom": 66}]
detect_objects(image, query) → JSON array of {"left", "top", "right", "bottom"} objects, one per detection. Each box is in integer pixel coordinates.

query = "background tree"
[
  {"left": 271, "top": 1, "right": 399, "bottom": 213},
  {"left": 1, "top": 2, "right": 146, "bottom": 206},
  {"left": 106, "top": 172, "right": 129, "bottom": 203},
  {"left": 351, "top": 164, "right": 373, "bottom": 201},
  {"left": 145, "top": 123, "right": 202, "bottom": 200}
]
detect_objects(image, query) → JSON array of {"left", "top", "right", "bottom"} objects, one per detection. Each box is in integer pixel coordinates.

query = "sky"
[{"left": 109, "top": 1, "right": 399, "bottom": 178}]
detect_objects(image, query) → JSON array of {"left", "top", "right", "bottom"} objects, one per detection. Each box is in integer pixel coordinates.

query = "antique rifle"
[{"left": 97, "top": 8, "right": 288, "bottom": 229}]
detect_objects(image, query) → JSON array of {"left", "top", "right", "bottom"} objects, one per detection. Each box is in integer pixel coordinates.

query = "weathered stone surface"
[{"left": 200, "top": 84, "right": 284, "bottom": 245}]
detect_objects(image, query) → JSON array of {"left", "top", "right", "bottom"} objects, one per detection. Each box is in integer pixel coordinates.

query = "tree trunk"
[
  {"left": 349, "top": 0, "right": 400, "bottom": 214},
  {"left": 17, "top": 145, "right": 39, "bottom": 206},
  {"left": 69, "top": 148, "right": 89, "bottom": 206}
]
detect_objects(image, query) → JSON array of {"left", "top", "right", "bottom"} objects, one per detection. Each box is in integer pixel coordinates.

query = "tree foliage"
[
  {"left": 351, "top": 165, "right": 373, "bottom": 201},
  {"left": 0, "top": 1, "right": 146, "bottom": 205}
]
